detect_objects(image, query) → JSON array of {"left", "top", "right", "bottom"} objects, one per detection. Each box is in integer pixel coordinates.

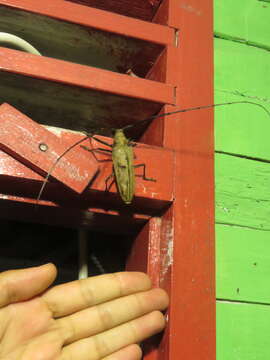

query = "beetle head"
[{"left": 114, "top": 129, "right": 128, "bottom": 145}]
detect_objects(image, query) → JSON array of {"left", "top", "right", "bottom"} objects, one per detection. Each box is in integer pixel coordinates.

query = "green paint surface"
[
  {"left": 215, "top": 1, "right": 270, "bottom": 358},
  {"left": 214, "top": 91, "right": 270, "bottom": 160},
  {"left": 216, "top": 224, "right": 270, "bottom": 303},
  {"left": 215, "top": 0, "right": 270, "bottom": 49},
  {"left": 214, "top": 38, "right": 270, "bottom": 159},
  {"left": 215, "top": 153, "right": 270, "bottom": 230},
  {"left": 217, "top": 301, "right": 270, "bottom": 360},
  {"left": 215, "top": 38, "right": 270, "bottom": 99}
]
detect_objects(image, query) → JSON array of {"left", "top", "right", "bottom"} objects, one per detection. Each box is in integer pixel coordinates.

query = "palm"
[
  {"left": 0, "top": 264, "right": 168, "bottom": 360},
  {"left": 0, "top": 296, "right": 62, "bottom": 359}
]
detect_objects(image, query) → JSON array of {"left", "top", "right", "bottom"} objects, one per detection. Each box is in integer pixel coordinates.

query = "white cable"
[
  {"left": 78, "top": 228, "right": 88, "bottom": 280},
  {"left": 90, "top": 253, "right": 106, "bottom": 274},
  {"left": 0, "top": 32, "right": 41, "bottom": 55}
]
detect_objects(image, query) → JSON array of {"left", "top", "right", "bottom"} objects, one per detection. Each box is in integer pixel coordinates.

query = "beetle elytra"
[{"left": 81, "top": 128, "right": 156, "bottom": 204}]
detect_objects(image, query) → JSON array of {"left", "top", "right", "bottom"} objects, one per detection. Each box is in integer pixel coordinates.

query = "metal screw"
[{"left": 39, "top": 143, "right": 48, "bottom": 152}]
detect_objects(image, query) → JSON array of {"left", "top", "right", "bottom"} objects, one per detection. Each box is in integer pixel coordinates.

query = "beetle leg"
[
  {"left": 105, "top": 173, "right": 115, "bottom": 191},
  {"left": 134, "top": 163, "right": 156, "bottom": 182},
  {"left": 81, "top": 145, "right": 112, "bottom": 154},
  {"left": 80, "top": 145, "right": 112, "bottom": 163},
  {"left": 81, "top": 144, "right": 115, "bottom": 190},
  {"left": 92, "top": 136, "right": 113, "bottom": 148}
]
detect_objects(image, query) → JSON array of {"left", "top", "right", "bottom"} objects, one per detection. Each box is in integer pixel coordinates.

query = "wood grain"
[{"left": 215, "top": 153, "right": 270, "bottom": 231}]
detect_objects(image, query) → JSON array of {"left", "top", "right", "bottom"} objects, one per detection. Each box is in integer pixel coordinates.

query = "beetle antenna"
[
  {"left": 36, "top": 125, "right": 117, "bottom": 206},
  {"left": 36, "top": 134, "right": 92, "bottom": 206},
  {"left": 122, "top": 100, "right": 270, "bottom": 131}
]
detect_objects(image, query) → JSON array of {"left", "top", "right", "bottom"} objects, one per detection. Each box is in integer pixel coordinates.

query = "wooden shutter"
[{"left": 0, "top": 1, "right": 215, "bottom": 358}]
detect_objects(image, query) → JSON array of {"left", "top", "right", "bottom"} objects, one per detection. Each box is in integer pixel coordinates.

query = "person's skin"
[{"left": 0, "top": 263, "right": 169, "bottom": 360}]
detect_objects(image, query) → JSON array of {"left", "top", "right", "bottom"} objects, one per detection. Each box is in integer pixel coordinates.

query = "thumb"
[{"left": 0, "top": 263, "right": 57, "bottom": 308}]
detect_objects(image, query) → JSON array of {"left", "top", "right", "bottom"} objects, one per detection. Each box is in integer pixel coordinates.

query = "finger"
[
  {"left": 60, "top": 311, "right": 165, "bottom": 360},
  {"left": 102, "top": 344, "right": 142, "bottom": 360},
  {"left": 43, "top": 272, "right": 152, "bottom": 318},
  {"left": 0, "top": 263, "right": 57, "bottom": 308},
  {"left": 58, "top": 288, "right": 169, "bottom": 345}
]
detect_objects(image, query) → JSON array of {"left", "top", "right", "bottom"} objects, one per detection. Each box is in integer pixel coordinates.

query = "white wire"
[
  {"left": 78, "top": 228, "right": 88, "bottom": 280},
  {"left": 90, "top": 253, "right": 106, "bottom": 274},
  {"left": 0, "top": 32, "right": 41, "bottom": 55}
]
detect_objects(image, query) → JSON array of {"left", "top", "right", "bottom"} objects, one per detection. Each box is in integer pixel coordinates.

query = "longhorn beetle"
[
  {"left": 36, "top": 100, "right": 270, "bottom": 205},
  {"left": 80, "top": 128, "right": 156, "bottom": 204}
]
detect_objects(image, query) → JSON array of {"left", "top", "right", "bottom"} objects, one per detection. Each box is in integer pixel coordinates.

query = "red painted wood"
[
  {"left": 146, "top": 49, "right": 167, "bottom": 83},
  {"left": 152, "top": 0, "right": 169, "bottom": 25},
  {"left": 160, "top": 1, "right": 215, "bottom": 359},
  {"left": 126, "top": 218, "right": 161, "bottom": 287},
  {"left": 0, "top": 103, "right": 99, "bottom": 193},
  {"left": 126, "top": 217, "right": 163, "bottom": 360},
  {"left": 0, "top": 0, "right": 174, "bottom": 46},
  {"left": 0, "top": 129, "right": 175, "bottom": 208},
  {"left": 0, "top": 47, "right": 175, "bottom": 106},
  {"left": 0, "top": 193, "right": 150, "bottom": 232},
  {"left": 130, "top": 0, "right": 215, "bottom": 359},
  {"left": 0, "top": 2, "right": 215, "bottom": 359},
  {"left": 66, "top": 0, "right": 162, "bottom": 21}
]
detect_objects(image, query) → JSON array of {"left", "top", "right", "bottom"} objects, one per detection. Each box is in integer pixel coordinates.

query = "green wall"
[{"left": 214, "top": 0, "right": 270, "bottom": 358}]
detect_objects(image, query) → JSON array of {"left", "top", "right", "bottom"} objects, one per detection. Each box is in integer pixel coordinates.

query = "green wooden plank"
[
  {"left": 214, "top": 91, "right": 270, "bottom": 160},
  {"left": 215, "top": 38, "right": 270, "bottom": 99},
  {"left": 214, "top": 38, "right": 270, "bottom": 159},
  {"left": 217, "top": 301, "right": 270, "bottom": 360},
  {"left": 215, "top": 153, "right": 270, "bottom": 230},
  {"left": 216, "top": 224, "right": 270, "bottom": 303},
  {"left": 214, "top": 2, "right": 270, "bottom": 357},
  {"left": 214, "top": 0, "right": 270, "bottom": 49}
]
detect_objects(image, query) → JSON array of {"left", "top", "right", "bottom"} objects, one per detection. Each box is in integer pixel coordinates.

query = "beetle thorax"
[{"left": 114, "top": 129, "right": 128, "bottom": 146}]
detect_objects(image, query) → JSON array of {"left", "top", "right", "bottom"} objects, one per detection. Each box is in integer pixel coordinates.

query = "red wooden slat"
[
  {"left": 0, "top": 129, "right": 175, "bottom": 207},
  {"left": 0, "top": 0, "right": 174, "bottom": 46},
  {"left": 0, "top": 193, "right": 150, "bottom": 231},
  {"left": 66, "top": 0, "right": 162, "bottom": 21},
  {"left": 0, "top": 103, "right": 99, "bottom": 193},
  {"left": 0, "top": 47, "right": 175, "bottom": 105}
]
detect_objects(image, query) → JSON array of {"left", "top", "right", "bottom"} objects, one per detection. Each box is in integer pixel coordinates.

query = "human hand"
[{"left": 0, "top": 264, "right": 169, "bottom": 360}]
